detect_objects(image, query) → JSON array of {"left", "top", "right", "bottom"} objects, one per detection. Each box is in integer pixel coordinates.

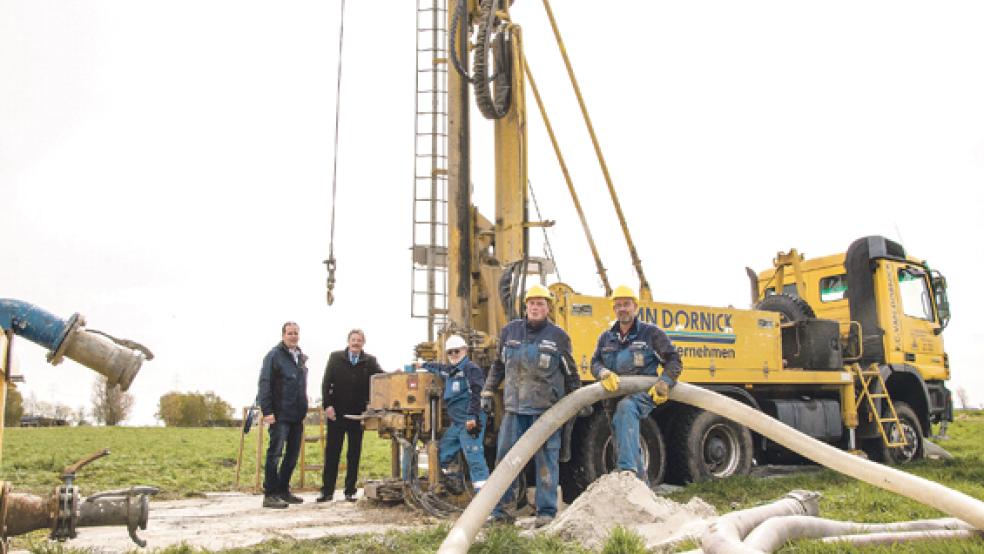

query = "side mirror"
[{"left": 929, "top": 270, "right": 950, "bottom": 331}]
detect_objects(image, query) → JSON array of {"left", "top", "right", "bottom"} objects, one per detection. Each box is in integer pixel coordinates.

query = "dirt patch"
[
  {"left": 37, "top": 490, "right": 434, "bottom": 553},
  {"left": 537, "top": 471, "right": 717, "bottom": 552}
]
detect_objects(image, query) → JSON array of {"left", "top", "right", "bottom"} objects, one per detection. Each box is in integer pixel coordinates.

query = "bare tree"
[
  {"left": 956, "top": 386, "right": 970, "bottom": 410},
  {"left": 91, "top": 377, "right": 134, "bottom": 426}
]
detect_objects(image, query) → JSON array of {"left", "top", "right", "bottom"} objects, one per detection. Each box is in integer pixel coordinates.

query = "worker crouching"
[{"left": 417, "top": 335, "right": 490, "bottom": 493}]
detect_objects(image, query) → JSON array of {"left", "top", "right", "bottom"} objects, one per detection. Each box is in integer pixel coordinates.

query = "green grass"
[
  {"left": 0, "top": 425, "right": 393, "bottom": 499},
  {"left": 5, "top": 412, "right": 984, "bottom": 553}
]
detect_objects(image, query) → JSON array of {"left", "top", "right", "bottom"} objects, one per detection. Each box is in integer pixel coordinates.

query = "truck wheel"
[
  {"left": 668, "top": 407, "right": 753, "bottom": 483},
  {"left": 560, "top": 410, "right": 666, "bottom": 503},
  {"left": 879, "top": 402, "right": 924, "bottom": 464},
  {"left": 754, "top": 292, "right": 815, "bottom": 322}
]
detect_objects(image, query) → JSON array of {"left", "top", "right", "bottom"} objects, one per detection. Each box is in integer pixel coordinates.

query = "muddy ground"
[{"left": 13, "top": 464, "right": 821, "bottom": 553}]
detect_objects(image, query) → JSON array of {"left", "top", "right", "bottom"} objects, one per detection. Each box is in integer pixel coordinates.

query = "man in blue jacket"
[
  {"left": 416, "top": 334, "right": 490, "bottom": 493},
  {"left": 591, "top": 285, "right": 682, "bottom": 480},
  {"left": 257, "top": 321, "right": 309, "bottom": 509},
  {"left": 483, "top": 284, "right": 579, "bottom": 528}
]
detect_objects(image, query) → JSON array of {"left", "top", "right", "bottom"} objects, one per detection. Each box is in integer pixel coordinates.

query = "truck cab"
[{"left": 755, "top": 235, "right": 953, "bottom": 448}]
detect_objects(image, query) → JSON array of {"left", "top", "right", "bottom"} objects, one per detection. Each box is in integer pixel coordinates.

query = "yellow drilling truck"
[{"left": 355, "top": 0, "right": 954, "bottom": 508}]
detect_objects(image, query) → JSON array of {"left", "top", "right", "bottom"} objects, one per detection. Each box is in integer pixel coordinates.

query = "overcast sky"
[{"left": 2, "top": 1, "right": 982, "bottom": 425}]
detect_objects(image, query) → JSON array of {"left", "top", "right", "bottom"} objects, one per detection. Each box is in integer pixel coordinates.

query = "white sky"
[{"left": 2, "top": 1, "right": 982, "bottom": 425}]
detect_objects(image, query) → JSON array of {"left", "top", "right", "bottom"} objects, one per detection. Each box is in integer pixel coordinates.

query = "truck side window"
[
  {"left": 898, "top": 267, "right": 932, "bottom": 321},
  {"left": 819, "top": 274, "right": 847, "bottom": 302}
]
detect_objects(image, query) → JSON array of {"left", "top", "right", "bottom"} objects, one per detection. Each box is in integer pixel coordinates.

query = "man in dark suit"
[
  {"left": 317, "top": 329, "right": 384, "bottom": 502},
  {"left": 257, "top": 321, "right": 309, "bottom": 509}
]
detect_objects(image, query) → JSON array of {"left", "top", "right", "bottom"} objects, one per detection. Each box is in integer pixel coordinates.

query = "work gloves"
[
  {"left": 598, "top": 369, "right": 620, "bottom": 393},
  {"left": 649, "top": 379, "right": 670, "bottom": 405},
  {"left": 480, "top": 391, "right": 494, "bottom": 414}
]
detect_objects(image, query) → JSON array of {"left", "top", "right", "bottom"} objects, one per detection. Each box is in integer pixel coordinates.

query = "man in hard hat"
[
  {"left": 591, "top": 285, "right": 682, "bottom": 480},
  {"left": 482, "top": 283, "right": 579, "bottom": 528},
  {"left": 415, "top": 335, "right": 490, "bottom": 493}
]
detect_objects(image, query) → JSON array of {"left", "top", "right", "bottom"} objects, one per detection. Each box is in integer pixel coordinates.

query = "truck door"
[{"left": 877, "top": 261, "right": 947, "bottom": 379}]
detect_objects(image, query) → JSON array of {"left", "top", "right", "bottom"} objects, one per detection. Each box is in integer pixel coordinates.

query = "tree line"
[{"left": 5, "top": 378, "right": 235, "bottom": 427}]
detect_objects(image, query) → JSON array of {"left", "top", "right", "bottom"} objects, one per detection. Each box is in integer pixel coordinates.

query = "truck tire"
[
  {"left": 560, "top": 409, "right": 666, "bottom": 503},
  {"left": 755, "top": 292, "right": 816, "bottom": 322},
  {"left": 667, "top": 407, "right": 753, "bottom": 484},
  {"left": 878, "top": 401, "right": 924, "bottom": 464}
]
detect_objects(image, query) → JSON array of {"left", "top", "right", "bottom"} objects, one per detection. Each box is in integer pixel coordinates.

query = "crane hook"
[{"left": 324, "top": 256, "right": 337, "bottom": 306}]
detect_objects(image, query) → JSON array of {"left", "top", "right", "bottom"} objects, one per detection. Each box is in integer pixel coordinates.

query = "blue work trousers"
[
  {"left": 263, "top": 420, "right": 303, "bottom": 496},
  {"left": 612, "top": 392, "right": 655, "bottom": 478},
  {"left": 439, "top": 413, "right": 490, "bottom": 489},
  {"left": 492, "top": 412, "right": 561, "bottom": 518}
]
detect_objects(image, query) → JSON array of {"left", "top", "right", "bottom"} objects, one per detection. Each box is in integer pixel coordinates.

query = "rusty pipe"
[{"left": 1, "top": 483, "right": 156, "bottom": 547}]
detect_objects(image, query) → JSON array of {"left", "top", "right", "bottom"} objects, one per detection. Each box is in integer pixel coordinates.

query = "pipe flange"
[
  {"left": 49, "top": 485, "right": 79, "bottom": 541},
  {"left": 46, "top": 314, "right": 84, "bottom": 366},
  {"left": 0, "top": 481, "right": 11, "bottom": 539}
]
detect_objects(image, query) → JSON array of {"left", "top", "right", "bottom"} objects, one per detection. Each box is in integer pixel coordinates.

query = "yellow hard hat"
[
  {"left": 524, "top": 283, "right": 554, "bottom": 303},
  {"left": 611, "top": 284, "right": 639, "bottom": 304}
]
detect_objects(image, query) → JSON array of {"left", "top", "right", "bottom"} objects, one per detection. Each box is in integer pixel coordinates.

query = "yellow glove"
[
  {"left": 649, "top": 380, "right": 670, "bottom": 405},
  {"left": 599, "top": 370, "right": 620, "bottom": 393}
]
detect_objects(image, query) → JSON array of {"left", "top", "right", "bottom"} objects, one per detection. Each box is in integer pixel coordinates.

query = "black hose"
[{"left": 472, "top": 0, "right": 512, "bottom": 119}]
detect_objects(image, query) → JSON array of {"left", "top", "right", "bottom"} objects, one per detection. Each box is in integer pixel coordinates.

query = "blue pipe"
[{"left": 0, "top": 298, "right": 78, "bottom": 354}]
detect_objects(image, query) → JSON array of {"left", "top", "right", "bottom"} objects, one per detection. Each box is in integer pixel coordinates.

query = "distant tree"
[
  {"left": 73, "top": 405, "right": 89, "bottom": 426},
  {"left": 156, "top": 391, "right": 234, "bottom": 427},
  {"left": 91, "top": 377, "right": 134, "bottom": 426},
  {"left": 4, "top": 385, "right": 24, "bottom": 427},
  {"left": 956, "top": 386, "right": 969, "bottom": 410}
]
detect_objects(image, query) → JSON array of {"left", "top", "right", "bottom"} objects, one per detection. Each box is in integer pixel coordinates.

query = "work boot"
[
  {"left": 534, "top": 515, "right": 554, "bottom": 528},
  {"left": 485, "top": 511, "right": 515, "bottom": 526},
  {"left": 262, "top": 495, "right": 288, "bottom": 509},
  {"left": 281, "top": 492, "right": 303, "bottom": 504}
]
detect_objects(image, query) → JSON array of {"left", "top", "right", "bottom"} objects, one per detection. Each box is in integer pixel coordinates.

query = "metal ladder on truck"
[
  {"left": 410, "top": 0, "right": 450, "bottom": 344},
  {"left": 850, "top": 363, "right": 908, "bottom": 448}
]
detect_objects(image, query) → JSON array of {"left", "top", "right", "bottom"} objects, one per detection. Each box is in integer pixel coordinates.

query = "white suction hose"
[
  {"left": 438, "top": 378, "right": 984, "bottom": 554},
  {"left": 742, "top": 515, "right": 973, "bottom": 552}
]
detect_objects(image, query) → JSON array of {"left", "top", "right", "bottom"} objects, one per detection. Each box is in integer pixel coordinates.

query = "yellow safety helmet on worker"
[
  {"left": 524, "top": 283, "right": 554, "bottom": 303},
  {"left": 610, "top": 284, "right": 639, "bottom": 305}
]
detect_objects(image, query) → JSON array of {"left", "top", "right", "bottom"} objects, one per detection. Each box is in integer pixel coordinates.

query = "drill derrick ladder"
[
  {"left": 850, "top": 363, "right": 908, "bottom": 449},
  {"left": 411, "top": 0, "right": 451, "bottom": 343}
]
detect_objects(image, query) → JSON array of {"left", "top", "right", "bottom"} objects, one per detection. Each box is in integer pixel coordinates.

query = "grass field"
[
  {"left": 0, "top": 424, "right": 392, "bottom": 498},
  {"left": 3, "top": 412, "right": 984, "bottom": 553}
]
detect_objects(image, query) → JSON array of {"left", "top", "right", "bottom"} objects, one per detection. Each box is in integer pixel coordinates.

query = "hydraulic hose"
[
  {"left": 0, "top": 298, "right": 147, "bottom": 390},
  {"left": 438, "top": 378, "right": 984, "bottom": 554}
]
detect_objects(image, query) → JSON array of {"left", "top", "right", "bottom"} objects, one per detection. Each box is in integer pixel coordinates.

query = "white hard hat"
[{"left": 445, "top": 335, "right": 468, "bottom": 351}]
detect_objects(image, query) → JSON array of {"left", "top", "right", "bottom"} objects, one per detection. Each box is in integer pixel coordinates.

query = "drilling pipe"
[
  {"left": 438, "top": 378, "right": 984, "bottom": 554},
  {"left": 0, "top": 298, "right": 149, "bottom": 390}
]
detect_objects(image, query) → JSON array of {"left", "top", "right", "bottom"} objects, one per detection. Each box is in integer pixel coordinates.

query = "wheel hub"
[{"left": 702, "top": 423, "right": 740, "bottom": 477}]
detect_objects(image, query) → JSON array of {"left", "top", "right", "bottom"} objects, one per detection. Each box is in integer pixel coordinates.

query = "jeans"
[
  {"left": 492, "top": 412, "right": 561, "bottom": 517},
  {"left": 612, "top": 392, "right": 655, "bottom": 478},
  {"left": 263, "top": 420, "right": 303, "bottom": 496},
  {"left": 439, "top": 412, "right": 490, "bottom": 489},
  {"left": 322, "top": 419, "right": 364, "bottom": 497}
]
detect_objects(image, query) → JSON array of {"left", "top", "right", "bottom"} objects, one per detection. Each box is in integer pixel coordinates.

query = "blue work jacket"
[
  {"left": 422, "top": 356, "right": 484, "bottom": 423},
  {"left": 590, "top": 318, "right": 682, "bottom": 385},
  {"left": 485, "top": 318, "right": 578, "bottom": 415}
]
